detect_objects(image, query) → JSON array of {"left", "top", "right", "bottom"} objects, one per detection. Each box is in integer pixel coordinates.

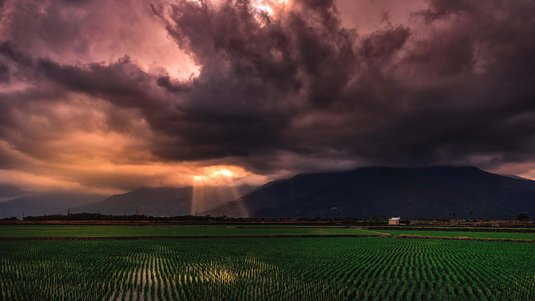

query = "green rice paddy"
[
  {"left": 377, "top": 229, "right": 535, "bottom": 240},
  {"left": 1, "top": 226, "right": 533, "bottom": 300},
  {"left": 0, "top": 225, "right": 375, "bottom": 238}
]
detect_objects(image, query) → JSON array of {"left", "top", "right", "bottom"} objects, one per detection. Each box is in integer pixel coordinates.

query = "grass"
[
  {"left": 376, "top": 229, "right": 535, "bottom": 240},
  {"left": 0, "top": 225, "right": 378, "bottom": 238},
  {"left": 1, "top": 237, "right": 533, "bottom": 300}
]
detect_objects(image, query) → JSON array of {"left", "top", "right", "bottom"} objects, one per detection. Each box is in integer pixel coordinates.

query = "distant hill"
[
  {"left": 0, "top": 184, "right": 26, "bottom": 202},
  {"left": 205, "top": 166, "right": 535, "bottom": 219},
  {"left": 0, "top": 193, "right": 103, "bottom": 218},
  {"left": 4, "top": 166, "right": 535, "bottom": 219},
  {"left": 73, "top": 185, "right": 256, "bottom": 216}
]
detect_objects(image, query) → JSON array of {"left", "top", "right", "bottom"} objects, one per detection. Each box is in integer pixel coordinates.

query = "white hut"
[{"left": 388, "top": 217, "right": 400, "bottom": 225}]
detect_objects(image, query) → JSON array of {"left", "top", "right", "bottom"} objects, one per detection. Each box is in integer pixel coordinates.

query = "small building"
[{"left": 388, "top": 217, "right": 400, "bottom": 225}]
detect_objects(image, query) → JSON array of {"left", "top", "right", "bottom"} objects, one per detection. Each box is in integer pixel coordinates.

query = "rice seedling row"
[{"left": 0, "top": 237, "right": 533, "bottom": 300}]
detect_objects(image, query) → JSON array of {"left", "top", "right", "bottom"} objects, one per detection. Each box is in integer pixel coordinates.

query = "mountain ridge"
[
  {"left": 204, "top": 166, "right": 535, "bottom": 219},
  {"left": 72, "top": 185, "right": 256, "bottom": 216},
  {"left": 2, "top": 166, "right": 534, "bottom": 219},
  {"left": 0, "top": 193, "right": 104, "bottom": 218}
]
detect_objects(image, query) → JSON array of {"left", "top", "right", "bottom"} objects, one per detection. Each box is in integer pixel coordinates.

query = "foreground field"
[
  {"left": 0, "top": 225, "right": 377, "bottom": 238},
  {"left": 377, "top": 229, "right": 535, "bottom": 241},
  {"left": 1, "top": 237, "right": 533, "bottom": 300}
]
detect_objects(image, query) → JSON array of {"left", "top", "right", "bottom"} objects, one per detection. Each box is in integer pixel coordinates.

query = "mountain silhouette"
[
  {"left": 73, "top": 185, "right": 255, "bottom": 216},
  {"left": 205, "top": 166, "right": 535, "bottom": 219}
]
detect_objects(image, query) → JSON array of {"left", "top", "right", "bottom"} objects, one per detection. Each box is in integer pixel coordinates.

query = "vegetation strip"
[
  {"left": 0, "top": 225, "right": 376, "bottom": 237},
  {"left": 376, "top": 229, "right": 535, "bottom": 240},
  {"left": 368, "top": 226, "right": 535, "bottom": 233},
  {"left": 3, "top": 233, "right": 533, "bottom": 243},
  {"left": 394, "top": 234, "right": 535, "bottom": 243},
  {"left": 0, "top": 234, "right": 386, "bottom": 241}
]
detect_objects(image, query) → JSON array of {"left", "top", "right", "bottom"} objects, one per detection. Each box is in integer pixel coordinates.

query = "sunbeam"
[{"left": 191, "top": 166, "right": 249, "bottom": 216}]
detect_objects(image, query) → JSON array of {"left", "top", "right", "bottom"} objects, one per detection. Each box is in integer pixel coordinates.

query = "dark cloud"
[
  {"left": 149, "top": 0, "right": 535, "bottom": 172},
  {"left": 0, "top": 63, "right": 8, "bottom": 82},
  {"left": 144, "top": 0, "right": 361, "bottom": 162},
  {"left": 156, "top": 76, "right": 191, "bottom": 93},
  {"left": 359, "top": 26, "right": 411, "bottom": 61},
  {"left": 1, "top": 0, "right": 535, "bottom": 191},
  {"left": 37, "top": 56, "right": 163, "bottom": 110},
  {"left": 0, "top": 41, "right": 33, "bottom": 65}
]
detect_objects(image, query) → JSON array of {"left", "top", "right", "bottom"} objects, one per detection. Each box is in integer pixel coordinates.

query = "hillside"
[
  {"left": 4, "top": 166, "right": 534, "bottom": 219},
  {"left": 73, "top": 185, "right": 256, "bottom": 216},
  {"left": 205, "top": 166, "right": 535, "bottom": 219},
  {"left": 0, "top": 193, "right": 103, "bottom": 218}
]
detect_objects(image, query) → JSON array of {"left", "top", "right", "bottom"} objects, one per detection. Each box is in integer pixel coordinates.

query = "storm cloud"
[{"left": 1, "top": 0, "right": 535, "bottom": 193}]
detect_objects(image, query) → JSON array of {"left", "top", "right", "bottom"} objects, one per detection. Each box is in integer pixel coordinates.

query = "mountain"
[
  {"left": 205, "top": 166, "right": 535, "bottom": 219},
  {"left": 5, "top": 166, "right": 534, "bottom": 219},
  {"left": 73, "top": 185, "right": 256, "bottom": 216},
  {"left": 0, "top": 184, "right": 26, "bottom": 202},
  {"left": 0, "top": 193, "right": 103, "bottom": 218}
]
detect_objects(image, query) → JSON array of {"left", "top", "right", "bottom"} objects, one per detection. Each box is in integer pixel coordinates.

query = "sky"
[{"left": 1, "top": 0, "right": 535, "bottom": 198}]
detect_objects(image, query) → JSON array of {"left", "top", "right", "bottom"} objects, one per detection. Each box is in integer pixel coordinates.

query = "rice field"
[
  {"left": 377, "top": 229, "right": 535, "bottom": 241},
  {"left": 0, "top": 225, "right": 376, "bottom": 238},
  {"left": 1, "top": 237, "right": 534, "bottom": 300}
]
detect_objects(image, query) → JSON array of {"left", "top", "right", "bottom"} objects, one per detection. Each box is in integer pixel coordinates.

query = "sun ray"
[{"left": 190, "top": 165, "right": 251, "bottom": 216}]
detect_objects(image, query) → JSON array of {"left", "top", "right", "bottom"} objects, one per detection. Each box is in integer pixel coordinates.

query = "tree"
[{"left": 517, "top": 212, "right": 530, "bottom": 222}]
